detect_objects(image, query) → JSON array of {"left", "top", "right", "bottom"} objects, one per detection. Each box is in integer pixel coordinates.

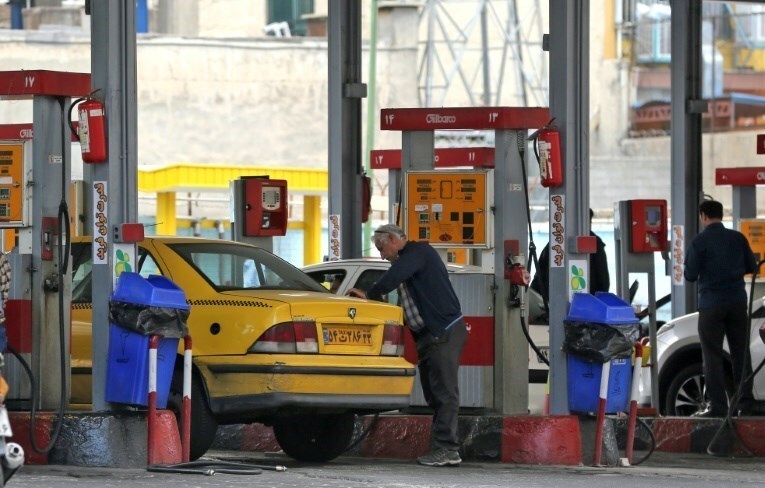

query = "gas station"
[{"left": 0, "top": 0, "right": 764, "bottom": 480}]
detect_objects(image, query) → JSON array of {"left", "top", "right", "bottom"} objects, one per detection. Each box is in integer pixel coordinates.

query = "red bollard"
[
  {"left": 625, "top": 343, "right": 643, "bottom": 465},
  {"left": 147, "top": 334, "right": 193, "bottom": 465},
  {"left": 182, "top": 335, "right": 193, "bottom": 463},
  {"left": 592, "top": 360, "right": 611, "bottom": 466},
  {"left": 147, "top": 335, "right": 160, "bottom": 466}
]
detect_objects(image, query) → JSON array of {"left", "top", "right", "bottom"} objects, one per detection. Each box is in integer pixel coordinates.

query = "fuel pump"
[
  {"left": 231, "top": 176, "right": 288, "bottom": 252},
  {"left": 614, "top": 199, "right": 668, "bottom": 412},
  {"left": 0, "top": 72, "right": 91, "bottom": 463}
]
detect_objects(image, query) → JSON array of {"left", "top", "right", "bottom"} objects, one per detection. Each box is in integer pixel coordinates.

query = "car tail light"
[
  {"left": 249, "top": 321, "right": 318, "bottom": 354},
  {"left": 293, "top": 321, "right": 319, "bottom": 353},
  {"left": 381, "top": 323, "right": 404, "bottom": 356}
]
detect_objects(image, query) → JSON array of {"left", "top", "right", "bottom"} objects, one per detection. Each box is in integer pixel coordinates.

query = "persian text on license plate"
[{"left": 322, "top": 326, "right": 372, "bottom": 346}]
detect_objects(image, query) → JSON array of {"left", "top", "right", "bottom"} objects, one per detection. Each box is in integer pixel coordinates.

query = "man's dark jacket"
[{"left": 366, "top": 241, "right": 462, "bottom": 337}]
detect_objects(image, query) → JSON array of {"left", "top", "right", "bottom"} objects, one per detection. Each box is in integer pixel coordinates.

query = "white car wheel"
[{"left": 665, "top": 363, "right": 707, "bottom": 416}]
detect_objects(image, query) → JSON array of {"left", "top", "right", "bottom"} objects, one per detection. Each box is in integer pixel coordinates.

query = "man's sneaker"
[{"left": 417, "top": 448, "right": 461, "bottom": 467}]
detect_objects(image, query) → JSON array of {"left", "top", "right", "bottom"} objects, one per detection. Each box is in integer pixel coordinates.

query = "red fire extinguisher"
[
  {"left": 535, "top": 119, "right": 562, "bottom": 188},
  {"left": 78, "top": 98, "right": 107, "bottom": 163}
]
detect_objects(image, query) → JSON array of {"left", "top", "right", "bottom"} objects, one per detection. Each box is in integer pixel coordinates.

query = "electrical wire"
[
  {"left": 67, "top": 97, "right": 86, "bottom": 142},
  {"left": 516, "top": 130, "right": 548, "bottom": 366},
  {"left": 706, "top": 356, "right": 765, "bottom": 457},
  {"left": 706, "top": 258, "right": 765, "bottom": 457},
  {"left": 5, "top": 343, "right": 63, "bottom": 454},
  {"left": 343, "top": 413, "right": 380, "bottom": 453},
  {"left": 630, "top": 417, "right": 656, "bottom": 465},
  {"left": 147, "top": 459, "right": 280, "bottom": 475}
]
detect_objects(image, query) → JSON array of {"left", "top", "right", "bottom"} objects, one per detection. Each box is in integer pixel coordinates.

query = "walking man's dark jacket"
[{"left": 684, "top": 222, "right": 756, "bottom": 308}]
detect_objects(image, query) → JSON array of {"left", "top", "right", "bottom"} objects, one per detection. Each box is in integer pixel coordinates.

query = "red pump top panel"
[
  {"left": 0, "top": 70, "right": 90, "bottom": 97},
  {"left": 380, "top": 107, "right": 550, "bottom": 131}
]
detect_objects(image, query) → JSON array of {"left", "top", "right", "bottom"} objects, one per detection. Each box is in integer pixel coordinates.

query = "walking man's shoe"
[
  {"left": 692, "top": 407, "right": 724, "bottom": 418},
  {"left": 417, "top": 448, "right": 461, "bottom": 467}
]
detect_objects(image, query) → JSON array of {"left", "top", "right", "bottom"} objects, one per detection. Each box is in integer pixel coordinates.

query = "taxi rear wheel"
[
  {"left": 168, "top": 370, "right": 218, "bottom": 460},
  {"left": 273, "top": 413, "right": 355, "bottom": 462}
]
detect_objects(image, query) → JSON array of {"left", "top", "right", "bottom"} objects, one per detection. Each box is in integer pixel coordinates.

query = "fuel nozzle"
[
  {"left": 504, "top": 252, "right": 530, "bottom": 287},
  {"left": 505, "top": 252, "right": 529, "bottom": 312}
]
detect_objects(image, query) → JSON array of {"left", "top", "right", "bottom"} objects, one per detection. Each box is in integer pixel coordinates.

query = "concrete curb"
[
  {"left": 215, "top": 414, "right": 586, "bottom": 465},
  {"left": 614, "top": 416, "right": 765, "bottom": 456},
  {"left": 9, "top": 410, "right": 181, "bottom": 468},
  {"left": 216, "top": 415, "right": 765, "bottom": 464},
  {"left": 15, "top": 411, "right": 764, "bottom": 467}
]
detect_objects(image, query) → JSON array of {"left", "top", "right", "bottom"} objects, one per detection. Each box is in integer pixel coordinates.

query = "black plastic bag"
[
  {"left": 109, "top": 300, "right": 189, "bottom": 338},
  {"left": 563, "top": 320, "right": 639, "bottom": 363}
]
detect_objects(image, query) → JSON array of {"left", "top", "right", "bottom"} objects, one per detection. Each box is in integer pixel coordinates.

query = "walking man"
[{"left": 685, "top": 200, "right": 756, "bottom": 417}]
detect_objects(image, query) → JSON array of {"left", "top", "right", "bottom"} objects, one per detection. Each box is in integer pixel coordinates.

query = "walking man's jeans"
[
  {"left": 414, "top": 318, "right": 467, "bottom": 451},
  {"left": 698, "top": 303, "right": 754, "bottom": 415}
]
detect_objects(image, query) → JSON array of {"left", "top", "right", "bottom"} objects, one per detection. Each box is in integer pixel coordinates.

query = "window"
[
  {"left": 70, "top": 243, "right": 164, "bottom": 303},
  {"left": 267, "top": 0, "right": 314, "bottom": 37},
  {"left": 736, "top": 4, "right": 765, "bottom": 44},
  {"left": 305, "top": 269, "right": 347, "bottom": 293},
  {"left": 168, "top": 242, "right": 327, "bottom": 293},
  {"left": 71, "top": 243, "right": 93, "bottom": 303},
  {"left": 138, "top": 249, "right": 161, "bottom": 278},
  {"left": 356, "top": 270, "right": 399, "bottom": 305}
]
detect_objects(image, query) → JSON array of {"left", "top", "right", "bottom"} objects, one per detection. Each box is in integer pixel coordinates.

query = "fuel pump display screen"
[
  {"left": 740, "top": 219, "right": 765, "bottom": 275},
  {"left": 645, "top": 206, "right": 662, "bottom": 226},
  {"left": 404, "top": 170, "right": 490, "bottom": 248},
  {"left": 0, "top": 143, "right": 25, "bottom": 227},
  {"left": 261, "top": 187, "right": 281, "bottom": 210}
]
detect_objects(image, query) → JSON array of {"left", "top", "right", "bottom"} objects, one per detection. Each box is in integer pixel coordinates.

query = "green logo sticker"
[
  {"left": 570, "top": 264, "right": 586, "bottom": 291},
  {"left": 115, "top": 249, "right": 132, "bottom": 276}
]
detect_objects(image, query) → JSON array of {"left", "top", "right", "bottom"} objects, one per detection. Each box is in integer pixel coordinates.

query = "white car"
[
  {"left": 302, "top": 259, "right": 549, "bottom": 413},
  {"left": 641, "top": 284, "right": 765, "bottom": 416}
]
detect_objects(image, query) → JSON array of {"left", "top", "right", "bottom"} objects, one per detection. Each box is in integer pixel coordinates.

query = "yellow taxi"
[{"left": 70, "top": 236, "right": 414, "bottom": 461}]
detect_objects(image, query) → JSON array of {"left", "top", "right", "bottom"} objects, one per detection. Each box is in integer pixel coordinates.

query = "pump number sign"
[{"left": 404, "top": 170, "right": 490, "bottom": 248}]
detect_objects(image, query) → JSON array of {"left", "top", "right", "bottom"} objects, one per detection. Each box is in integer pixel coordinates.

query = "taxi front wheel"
[{"left": 273, "top": 413, "right": 355, "bottom": 462}]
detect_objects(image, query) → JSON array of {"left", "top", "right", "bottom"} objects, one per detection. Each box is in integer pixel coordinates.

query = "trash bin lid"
[
  {"left": 566, "top": 292, "right": 636, "bottom": 325},
  {"left": 111, "top": 272, "right": 190, "bottom": 310}
]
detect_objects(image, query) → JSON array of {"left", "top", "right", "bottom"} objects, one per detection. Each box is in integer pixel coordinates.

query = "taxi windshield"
[{"left": 168, "top": 242, "right": 328, "bottom": 293}]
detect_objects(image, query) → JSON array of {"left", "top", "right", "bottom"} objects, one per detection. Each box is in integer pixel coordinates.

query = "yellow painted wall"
[{"left": 603, "top": 0, "right": 616, "bottom": 60}]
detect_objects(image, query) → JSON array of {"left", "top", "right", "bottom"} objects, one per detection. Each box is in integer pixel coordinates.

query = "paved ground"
[{"left": 4, "top": 450, "right": 765, "bottom": 487}]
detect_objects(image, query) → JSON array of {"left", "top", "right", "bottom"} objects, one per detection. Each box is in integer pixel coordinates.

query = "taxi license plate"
[{"left": 322, "top": 326, "right": 372, "bottom": 346}]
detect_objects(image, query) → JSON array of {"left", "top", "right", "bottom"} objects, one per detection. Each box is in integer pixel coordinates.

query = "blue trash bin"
[
  {"left": 565, "top": 292, "right": 636, "bottom": 414},
  {"left": 105, "top": 272, "right": 190, "bottom": 408}
]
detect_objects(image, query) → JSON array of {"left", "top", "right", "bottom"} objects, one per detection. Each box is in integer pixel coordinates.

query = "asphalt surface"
[{"left": 4, "top": 450, "right": 765, "bottom": 488}]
